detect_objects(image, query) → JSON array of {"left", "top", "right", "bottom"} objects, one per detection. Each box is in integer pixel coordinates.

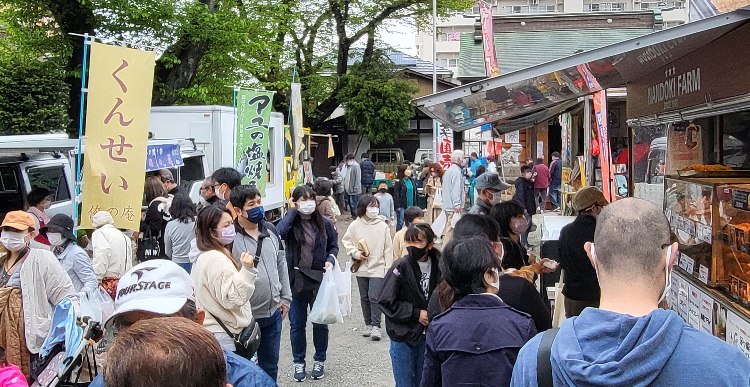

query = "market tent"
[
  {"left": 413, "top": 7, "right": 750, "bottom": 132},
  {"left": 489, "top": 99, "right": 582, "bottom": 135}
]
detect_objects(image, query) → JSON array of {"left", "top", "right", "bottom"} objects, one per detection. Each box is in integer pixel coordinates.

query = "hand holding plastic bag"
[
  {"left": 79, "top": 292, "right": 103, "bottom": 323},
  {"left": 309, "top": 267, "right": 344, "bottom": 324}
]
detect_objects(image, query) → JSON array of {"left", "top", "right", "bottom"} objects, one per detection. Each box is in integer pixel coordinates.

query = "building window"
[
  {"left": 437, "top": 33, "right": 448, "bottom": 41},
  {"left": 584, "top": 2, "right": 626, "bottom": 11},
  {"left": 448, "top": 59, "right": 458, "bottom": 67},
  {"left": 504, "top": 5, "right": 555, "bottom": 13},
  {"left": 640, "top": 1, "right": 684, "bottom": 9},
  {"left": 439, "top": 59, "right": 448, "bottom": 67}
]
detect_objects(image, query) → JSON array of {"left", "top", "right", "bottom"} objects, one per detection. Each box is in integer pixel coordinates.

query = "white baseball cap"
[{"left": 105, "top": 260, "right": 196, "bottom": 328}]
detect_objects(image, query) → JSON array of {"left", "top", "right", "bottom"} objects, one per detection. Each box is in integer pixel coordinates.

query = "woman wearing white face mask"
[
  {"left": 190, "top": 205, "right": 256, "bottom": 358},
  {"left": 26, "top": 187, "right": 52, "bottom": 248},
  {"left": 40, "top": 214, "right": 97, "bottom": 300},
  {"left": 342, "top": 195, "right": 393, "bottom": 341},
  {"left": 512, "top": 165, "right": 537, "bottom": 248},
  {"left": 0, "top": 211, "right": 77, "bottom": 377},
  {"left": 277, "top": 185, "right": 338, "bottom": 381}
]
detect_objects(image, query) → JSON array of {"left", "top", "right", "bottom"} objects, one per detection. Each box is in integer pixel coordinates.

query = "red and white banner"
[
  {"left": 593, "top": 90, "right": 616, "bottom": 201},
  {"left": 437, "top": 123, "right": 454, "bottom": 170},
  {"left": 479, "top": 2, "right": 500, "bottom": 77}
]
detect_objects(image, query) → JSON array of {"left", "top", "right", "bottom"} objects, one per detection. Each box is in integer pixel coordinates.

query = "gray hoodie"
[{"left": 231, "top": 221, "right": 292, "bottom": 319}]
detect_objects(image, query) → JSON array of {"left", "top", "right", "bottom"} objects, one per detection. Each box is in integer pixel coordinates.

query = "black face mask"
[
  {"left": 379, "top": 188, "right": 387, "bottom": 193},
  {"left": 407, "top": 246, "right": 427, "bottom": 260}
]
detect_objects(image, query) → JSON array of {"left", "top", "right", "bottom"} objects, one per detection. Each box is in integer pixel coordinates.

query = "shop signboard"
[
  {"left": 628, "top": 25, "right": 750, "bottom": 119},
  {"left": 80, "top": 43, "right": 155, "bottom": 230},
  {"left": 678, "top": 275, "right": 689, "bottom": 321},
  {"left": 688, "top": 285, "right": 702, "bottom": 329},
  {"left": 145, "top": 144, "right": 183, "bottom": 172},
  {"left": 665, "top": 123, "right": 703, "bottom": 176},
  {"left": 700, "top": 290, "right": 714, "bottom": 335},
  {"left": 505, "top": 130, "right": 520, "bottom": 144},
  {"left": 727, "top": 310, "right": 750, "bottom": 359}
]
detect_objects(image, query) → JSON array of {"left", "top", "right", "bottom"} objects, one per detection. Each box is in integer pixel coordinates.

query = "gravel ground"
[{"left": 275, "top": 212, "right": 547, "bottom": 386}]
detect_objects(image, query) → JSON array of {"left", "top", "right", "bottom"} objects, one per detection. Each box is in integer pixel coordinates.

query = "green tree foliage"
[
  {"left": 0, "top": 0, "right": 472, "bottom": 136},
  {"left": 339, "top": 51, "right": 418, "bottom": 145},
  {"left": 0, "top": 58, "right": 71, "bottom": 135}
]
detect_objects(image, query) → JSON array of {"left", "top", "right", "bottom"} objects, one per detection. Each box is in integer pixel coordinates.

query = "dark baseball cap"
[{"left": 475, "top": 173, "right": 511, "bottom": 191}]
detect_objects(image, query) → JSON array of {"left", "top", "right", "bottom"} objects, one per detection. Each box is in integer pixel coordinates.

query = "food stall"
[{"left": 624, "top": 19, "right": 750, "bottom": 356}]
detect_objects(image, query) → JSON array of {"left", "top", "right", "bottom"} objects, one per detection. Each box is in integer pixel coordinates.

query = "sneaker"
[
  {"left": 371, "top": 327, "right": 382, "bottom": 341},
  {"left": 362, "top": 325, "right": 372, "bottom": 337},
  {"left": 293, "top": 363, "right": 306, "bottom": 382},
  {"left": 311, "top": 361, "right": 325, "bottom": 380}
]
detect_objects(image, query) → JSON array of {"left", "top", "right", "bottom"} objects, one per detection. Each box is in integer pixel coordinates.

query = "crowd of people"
[{"left": 0, "top": 151, "right": 749, "bottom": 387}]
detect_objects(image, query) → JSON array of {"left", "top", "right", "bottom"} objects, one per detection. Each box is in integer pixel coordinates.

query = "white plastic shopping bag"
[
  {"left": 98, "top": 286, "right": 115, "bottom": 323},
  {"left": 79, "top": 292, "right": 103, "bottom": 322},
  {"left": 450, "top": 212, "right": 462, "bottom": 228},
  {"left": 309, "top": 267, "right": 344, "bottom": 324},
  {"left": 331, "top": 259, "right": 352, "bottom": 316},
  {"left": 432, "top": 210, "right": 447, "bottom": 235},
  {"left": 433, "top": 188, "right": 443, "bottom": 208}
]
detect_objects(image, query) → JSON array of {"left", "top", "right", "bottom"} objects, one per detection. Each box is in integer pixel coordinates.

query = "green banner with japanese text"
[{"left": 235, "top": 89, "right": 274, "bottom": 195}]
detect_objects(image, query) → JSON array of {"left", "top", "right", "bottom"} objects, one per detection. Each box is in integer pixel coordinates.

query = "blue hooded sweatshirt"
[{"left": 512, "top": 308, "right": 750, "bottom": 387}]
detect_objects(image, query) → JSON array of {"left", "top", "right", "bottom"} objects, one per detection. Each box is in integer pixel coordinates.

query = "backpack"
[{"left": 536, "top": 328, "right": 560, "bottom": 387}]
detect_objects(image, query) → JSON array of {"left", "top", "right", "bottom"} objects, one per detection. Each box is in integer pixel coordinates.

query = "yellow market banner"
[{"left": 80, "top": 43, "right": 155, "bottom": 230}]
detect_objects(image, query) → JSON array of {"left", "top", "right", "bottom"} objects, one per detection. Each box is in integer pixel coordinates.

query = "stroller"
[{"left": 30, "top": 299, "right": 104, "bottom": 387}]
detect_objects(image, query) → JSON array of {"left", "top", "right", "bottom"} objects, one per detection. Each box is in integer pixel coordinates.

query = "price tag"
[
  {"left": 698, "top": 265, "right": 709, "bottom": 284},
  {"left": 680, "top": 253, "right": 695, "bottom": 274},
  {"left": 696, "top": 223, "right": 712, "bottom": 243}
]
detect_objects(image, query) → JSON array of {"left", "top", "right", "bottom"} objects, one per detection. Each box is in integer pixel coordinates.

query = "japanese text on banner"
[
  {"left": 437, "top": 123, "right": 454, "bottom": 170},
  {"left": 80, "top": 43, "right": 155, "bottom": 230},
  {"left": 236, "top": 90, "right": 274, "bottom": 195}
]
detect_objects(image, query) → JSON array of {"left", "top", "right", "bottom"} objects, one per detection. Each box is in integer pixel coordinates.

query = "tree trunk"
[{"left": 43, "top": 0, "right": 97, "bottom": 137}]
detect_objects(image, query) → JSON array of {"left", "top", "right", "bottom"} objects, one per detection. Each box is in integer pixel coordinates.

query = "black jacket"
[
  {"left": 140, "top": 199, "right": 169, "bottom": 259},
  {"left": 513, "top": 176, "right": 536, "bottom": 215},
  {"left": 393, "top": 177, "right": 418, "bottom": 209},
  {"left": 361, "top": 159, "right": 376, "bottom": 186},
  {"left": 427, "top": 274, "right": 551, "bottom": 333},
  {"left": 500, "top": 237, "right": 529, "bottom": 271},
  {"left": 557, "top": 214, "right": 600, "bottom": 302},
  {"left": 276, "top": 209, "right": 338, "bottom": 295},
  {"left": 377, "top": 249, "right": 441, "bottom": 345}
]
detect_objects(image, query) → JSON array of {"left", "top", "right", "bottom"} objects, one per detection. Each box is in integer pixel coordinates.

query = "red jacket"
[{"left": 533, "top": 163, "right": 551, "bottom": 189}]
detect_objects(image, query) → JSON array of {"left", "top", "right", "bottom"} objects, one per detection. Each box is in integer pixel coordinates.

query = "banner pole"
[
  {"left": 233, "top": 87, "right": 239, "bottom": 169},
  {"left": 73, "top": 34, "right": 92, "bottom": 227}
]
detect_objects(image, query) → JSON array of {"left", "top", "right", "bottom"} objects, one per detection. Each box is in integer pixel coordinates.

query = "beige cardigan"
[
  {"left": 191, "top": 249, "right": 256, "bottom": 334},
  {"left": 19, "top": 248, "right": 78, "bottom": 354},
  {"left": 342, "top": 216, "right": 393, "bottom": 278}
]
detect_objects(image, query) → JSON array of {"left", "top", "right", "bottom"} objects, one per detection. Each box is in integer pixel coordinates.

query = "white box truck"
[{"left": 149, "top": 105, "right": 286, "bottom": 213}]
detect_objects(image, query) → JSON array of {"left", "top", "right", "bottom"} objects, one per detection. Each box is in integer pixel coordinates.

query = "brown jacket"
[{"left": 0, "top": 287, "right": 30, "bottom": 380}]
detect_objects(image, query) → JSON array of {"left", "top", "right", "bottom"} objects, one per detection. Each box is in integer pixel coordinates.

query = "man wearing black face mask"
[
  {"left": 377, "top": 223, "right": 441, "bottom": 387},
  {"left": 229, "top": 185, "right": 291, "bottom": 381}
]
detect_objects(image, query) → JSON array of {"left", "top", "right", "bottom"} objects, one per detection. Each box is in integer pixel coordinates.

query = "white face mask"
[
  {"left": 347, "top": 161, "right": 354, "bottom": 166},
  {"left": 298, "top": 200, "right": 317, "bottom": 215},
  {"left": 658, "top": 247, "right": 673, "bottom": 304},
  {"left": 366, "top": 207, "right": 380, "bottom": 219},
  {"left": 1, "top": 231, "right": 28, "bottom": 252},
  {"left": 524, "top": 172, "right": 533, "bottom": 179},
  {"left": 489, "top": 268, "right": 501, "bottom": 291},
  {"left": 215, "top": 185, "right": 227, "bottom": 201},
  {"left": 47, "top": 232, "right": 65, "bottom": 247}
]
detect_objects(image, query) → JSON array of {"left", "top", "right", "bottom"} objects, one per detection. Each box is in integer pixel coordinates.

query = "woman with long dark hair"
[
  {"left": 165, "top": 194, "right": 197, "bottom": 272},
  {"left": 393, "top": 165, "right": 418, "bottom": 231},
  {"left": 420, "top": 236, "right": 536, "bottom": 387},
  {"left": 276, "top": 185, "right": 338, "bottom": 382},
  {"left": 140, "top": 176, "right": 171, "bottom": 259},
  {"left": 190, "top": 205, "right": 256, "bottom": 358}
]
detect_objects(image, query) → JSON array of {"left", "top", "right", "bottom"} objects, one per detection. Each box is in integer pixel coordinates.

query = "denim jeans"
[
  {"left": 390, "top": 335, "right": 426, "bottom": 387},
  {"left": 348, "top": 194, "right": 360, "bottom": 217},
  {"left": 396, "top": 208, "right": 405, "bottom": 231},
  {"left": 176, "top": 262, "right": 192, "bottom": 273},
  {"left": 356, "top": 277, "right": 383, "bottom": 328},
  {"left": 289, "top": 289, "right": 329, "bottom": 364},
  {"left": 256, "top": 308, "right": 282, "bottom": 381},
  {"left": 549, "top": 186, "right": 561, "bottom": 208}
]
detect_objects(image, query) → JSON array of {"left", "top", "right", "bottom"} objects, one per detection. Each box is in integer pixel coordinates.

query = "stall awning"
[
  {"left": 413, "top": 7, "right": 750, "bottom": 132},
  {"left": 491, "top": 99, "right": 582, "bottom": 135}
]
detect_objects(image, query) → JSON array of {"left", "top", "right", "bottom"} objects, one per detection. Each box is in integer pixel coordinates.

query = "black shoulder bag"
[{"left": 537, "top": 328, "right": 560, "bottom": 387}]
